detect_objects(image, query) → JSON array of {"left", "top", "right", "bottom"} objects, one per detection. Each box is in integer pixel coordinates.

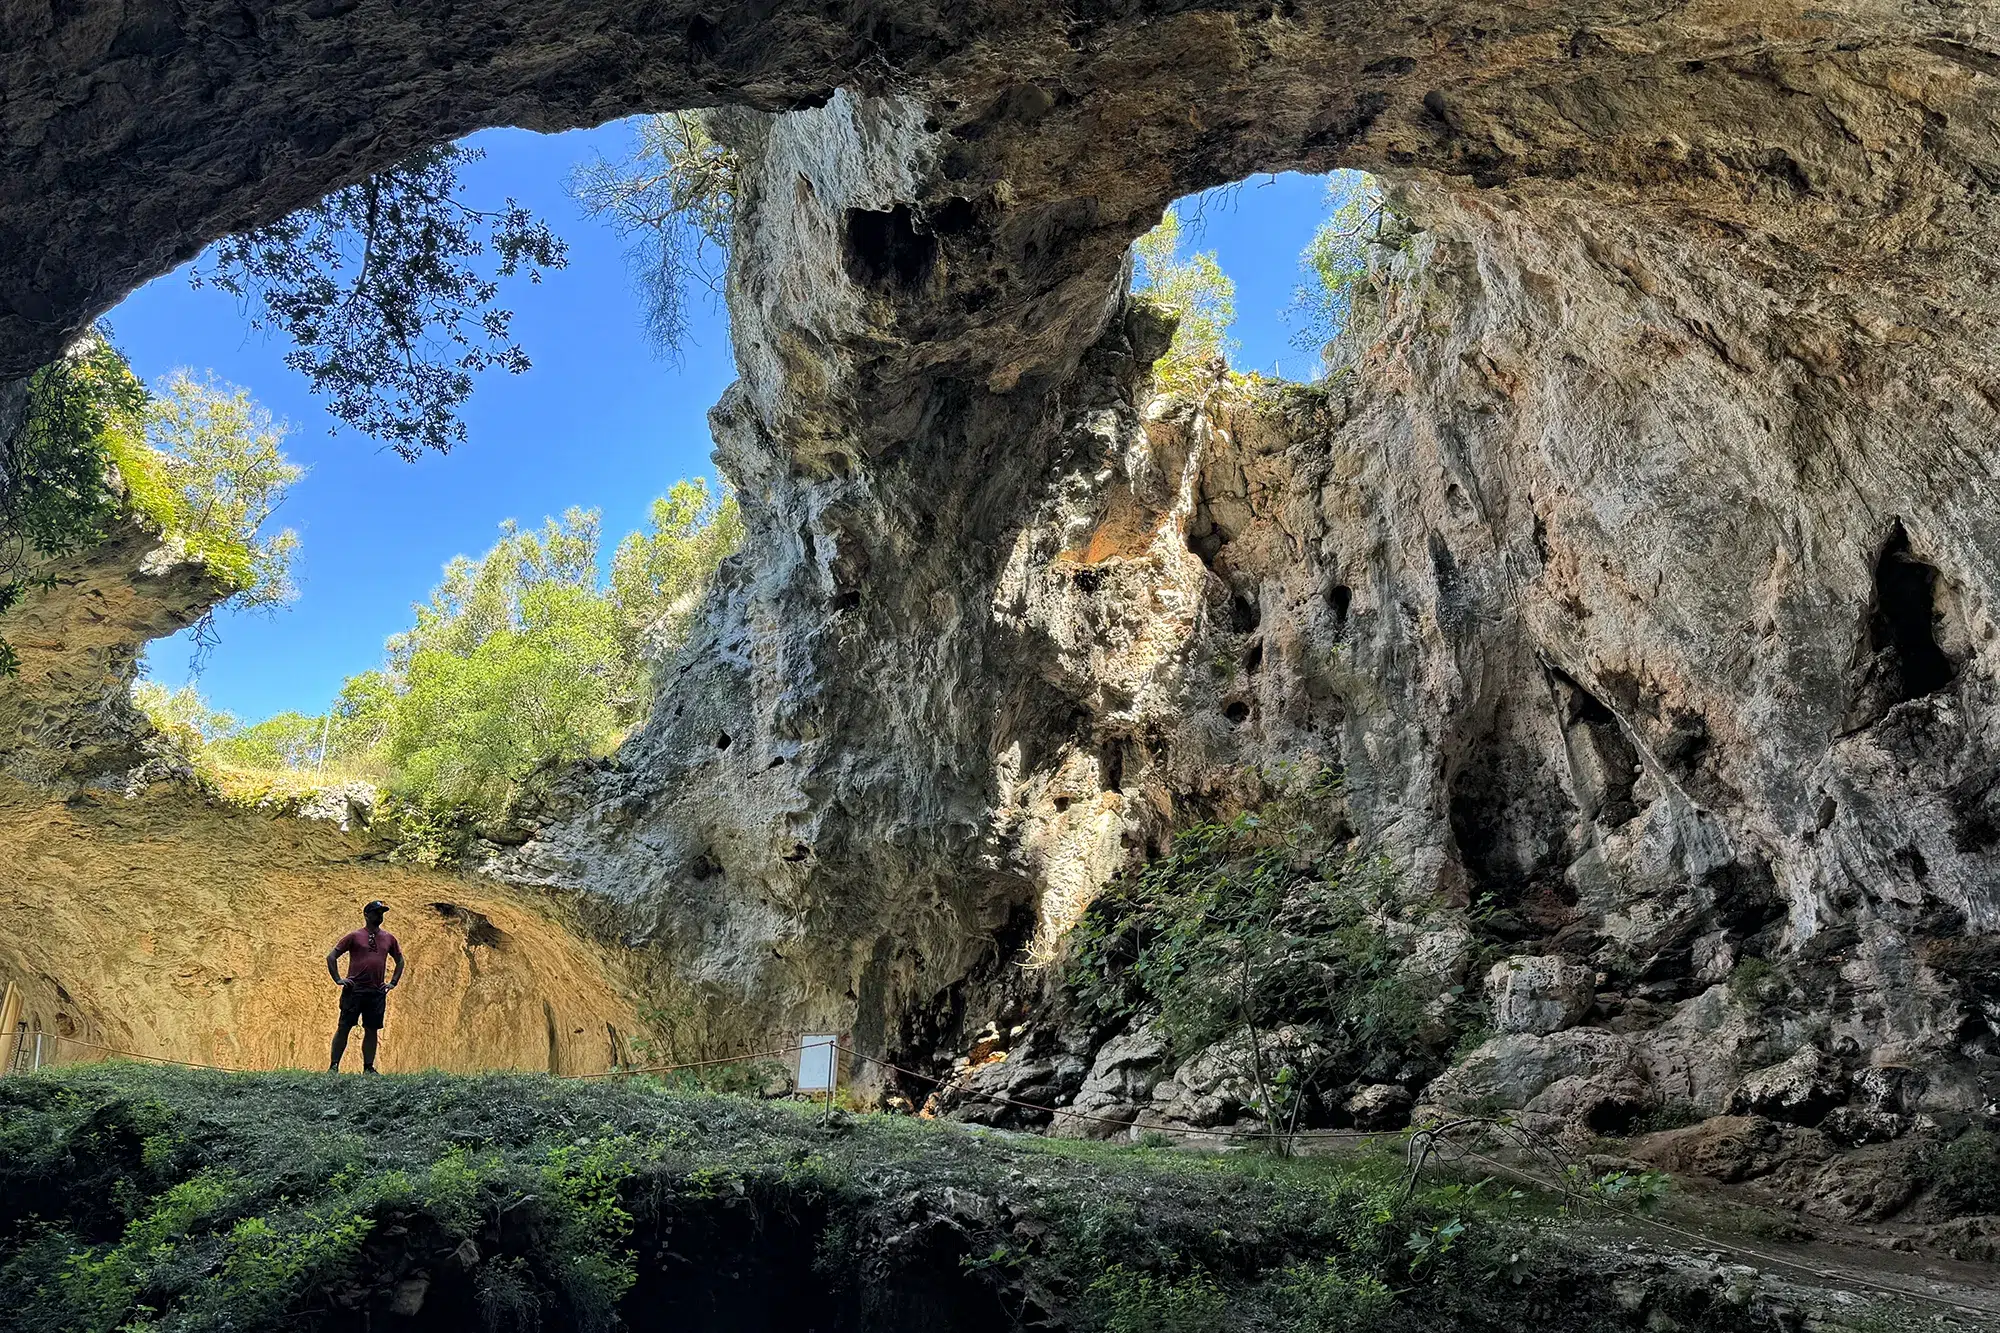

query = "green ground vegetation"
[
  {"left": 133, "top": 479, "right": 741, "bottom": 854},
  {"left": 0, "top": 1065, "right": 1844, "bottom": 1333},
  {"left": 0, "top": 335, "right": 301, "bottom": 674},
  {"left": 1916, "top": 1128, "right": 2000, "bottom": 1218}
]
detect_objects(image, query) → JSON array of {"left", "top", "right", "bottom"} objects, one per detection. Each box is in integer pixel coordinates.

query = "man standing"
[{"left": 327, "top": 900, "right": 404, "bottom": 1074}]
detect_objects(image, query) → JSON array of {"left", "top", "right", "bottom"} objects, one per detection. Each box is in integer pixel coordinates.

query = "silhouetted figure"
[{"left": 327, "top": 900, "right": 404, "bottom": 1074}]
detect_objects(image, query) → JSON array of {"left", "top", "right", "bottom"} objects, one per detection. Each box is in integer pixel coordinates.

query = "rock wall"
[
  {"left": 491, "top": 59, "right": 2000, "bottom": 1124},
  {"left": 0, "top": 511, "right": 232, "bottom": 788}
]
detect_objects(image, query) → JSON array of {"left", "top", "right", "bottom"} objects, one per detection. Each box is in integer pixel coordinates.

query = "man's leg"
[
  {"left": 329, "top": 1015, "right": 354, "bottom": 1071},
  {"left": 360, "top": 992, "right": 385, "bottom": 1072}
]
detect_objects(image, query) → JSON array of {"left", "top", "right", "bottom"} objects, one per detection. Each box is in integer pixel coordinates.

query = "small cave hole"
[
  {"left": 1099, "top": 741, "right": 1125, "bottom": 793},
  {"left": 1228, "top": 592, "right": 1260, "bottom": 633},
  {"left": 782, "top": 843, "right": 812, "bottom": 862},
  {"left": 1845, "top": 521, "right": 1961, "bottom": 729},
  {"left": 1072, "top": 567, "right": 1103, "bottom": 593},
  {"left": 1329, "top": 583, "right": 1352, "bottom": 622},
  {"left": 843, "top": 203, "right": 938, "bottom": 289},
  {"left": 1870, "top": 524, "right": 1957, "bottom": 700},
  {"left": 1243, "top": 640, "right": 1264, "bottom": 675},
  {"left": 1052, "top": 795, "right": 1073, "bottom": 813},
  {"left": 767, "top": 755, "right": 786, "bottom": 769},
  {"left": 1224, "top": 700, "right": 1252, "bottom": 725},
  {"left": 430, "top": 902, "right": 507, "bottom": 949},
  {"left": 716, "top": 732, "right": 732, "bottom": 751}
]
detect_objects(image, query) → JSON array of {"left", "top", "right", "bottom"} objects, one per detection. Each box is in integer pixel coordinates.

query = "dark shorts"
[{"left": 337, "top": 987, "right": 388, "bottom": 1030}]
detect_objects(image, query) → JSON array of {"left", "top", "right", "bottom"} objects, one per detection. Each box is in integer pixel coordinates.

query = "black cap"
[{"left": 363, "top": 900, "right": 389, "bottom": 914}]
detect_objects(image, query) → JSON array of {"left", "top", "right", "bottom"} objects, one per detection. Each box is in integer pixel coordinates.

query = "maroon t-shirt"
[{"left": 332, "top": 927, "right": 401, "bottom": 991}]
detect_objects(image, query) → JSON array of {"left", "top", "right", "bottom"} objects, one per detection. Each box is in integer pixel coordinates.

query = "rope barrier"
[
  {"left": 14, "top": 1033, "right": 244, "bottom": 1074},
  {"left": 564, "top": 1045, "right": 809, "bottom": 1080}
]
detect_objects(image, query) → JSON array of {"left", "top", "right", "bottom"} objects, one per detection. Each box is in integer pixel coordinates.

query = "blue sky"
[{"left": 108, "top": 123, "right": 1342, "bottom": 723}]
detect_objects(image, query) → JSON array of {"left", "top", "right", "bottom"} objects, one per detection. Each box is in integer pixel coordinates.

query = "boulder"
[
  {"left": 1729, "top": 1046, "right": 1846, "bottom": 1125},
  {"left": 1422, "top": 1029, "right": 1639, "bottom": 1113},
  {"left": 1485, "top": 955, "right": 1596, "bottom": 1035},
  {"left": 1343, "top": 1083, "right": 1413, "bottom": 1129}
]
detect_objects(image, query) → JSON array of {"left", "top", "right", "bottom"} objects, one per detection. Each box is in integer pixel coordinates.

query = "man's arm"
[
  {"left": 387, "top": 938, "right": 405, "bottom": 989},
  {"left": 326, "top": 935, "right": 349, "bottom": 986}
]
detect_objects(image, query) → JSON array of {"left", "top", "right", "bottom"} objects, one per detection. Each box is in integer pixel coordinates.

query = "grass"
[{"left": 0, "top": 1065, "right": 1906, "bottom": 1333}]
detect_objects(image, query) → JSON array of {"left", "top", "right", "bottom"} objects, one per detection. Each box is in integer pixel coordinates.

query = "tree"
[
  {"left": 570, "top": 112, "right": 738, "bottom": 360},
  {"left": 607, "top": 477, "right": 743, "bottom": 667},
  {"left": 131, "top": 681, "right": 239, "bottom": 752},
  {"left": 0, "top": 333, "right": 147, "bottom": 672},
  {"left": 387, "top": 576, "right": 628, "bottom": 814},
  {"left": 194, "top": 144, "right": 567, "bottom": 459},
  {"left": 144, "top": 371, "right": 304, "bottom": 613},
  {"left": 1287, "top": 174, "right": 1389, "bottom": 363},
  {"left": 1131, "top": 210, "right": 1237, "bottom": 392},
  {"left": 141, "top": 480, "right": 742, "bottom": 844}
]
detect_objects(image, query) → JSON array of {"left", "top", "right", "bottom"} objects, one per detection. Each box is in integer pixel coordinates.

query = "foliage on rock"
[
  {"left": 1066, "top": 782, "right": 1471, "bottom": 1131},
  {"left": 1130, "top": 210, "right": 1236, "bottom": 393},
  {"left": 1, "top": 337, "right": 301, "bottom": 674}
]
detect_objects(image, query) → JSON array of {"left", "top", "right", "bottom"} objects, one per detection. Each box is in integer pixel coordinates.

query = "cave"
[{"left": 6, "top": 4, "right": 2000, "bottom": 1308}]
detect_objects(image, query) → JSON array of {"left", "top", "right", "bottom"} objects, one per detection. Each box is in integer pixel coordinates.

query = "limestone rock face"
[
  {"left": 0, "top": 514, "right": 232, "bottom": 788},
  {"left": 488, "top": 55, "right": 2000, "bottom": 1132}
]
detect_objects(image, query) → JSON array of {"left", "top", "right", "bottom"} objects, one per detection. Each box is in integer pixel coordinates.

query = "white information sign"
[{"left": 798, "top": 1034, "right": 838, "bottom": 1092}]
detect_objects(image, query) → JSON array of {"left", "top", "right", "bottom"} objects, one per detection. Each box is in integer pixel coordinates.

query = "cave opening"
[
  {"left": 1867, "top": 523, "right": 1957, "bottom": 700},
  {"left": 1844, "top": 521, "right": 1962, "bottom": 730},
  {"left": 843, "top": 203, "right": 939, "bottom": 289}
]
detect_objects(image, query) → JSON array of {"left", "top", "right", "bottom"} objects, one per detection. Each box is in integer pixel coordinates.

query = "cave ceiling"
[{"left": 6, "top": 0, "right": 1998, "bottom": 389}]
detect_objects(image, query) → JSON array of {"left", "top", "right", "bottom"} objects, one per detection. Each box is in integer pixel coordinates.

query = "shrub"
[
  {"left": 1274, "top": 1257, "right": 1393, "bottom": 1332},
  {"left": 0, "top": 334, "right": 148, "bottom": 673},
  {"left": 1084, "top": 1264, "right": 1227, "bottom": 1333},
  {"left": 1920, "top": 1129, "right": 2000, "bottom": 1218},
  {"left": 1067, "top": 795, "right": 1459, "bottom": 1133}
]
